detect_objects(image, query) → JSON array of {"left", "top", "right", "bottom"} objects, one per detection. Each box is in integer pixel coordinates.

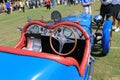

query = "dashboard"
[{"left": 26, "top": 24, "right": 85, "bottom": 40}]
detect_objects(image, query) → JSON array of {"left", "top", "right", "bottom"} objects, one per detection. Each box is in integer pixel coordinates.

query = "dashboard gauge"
[
  {"left": 63, "top": 28, "right": 72, "bottom": 38},
  {"left": 32, "top": 25, "right": 39, "bottom": 33}
]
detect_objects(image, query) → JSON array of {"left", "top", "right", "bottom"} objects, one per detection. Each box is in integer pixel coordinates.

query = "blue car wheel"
[{"left": 102, "top": 20, "right": 112, "bottom": 55}]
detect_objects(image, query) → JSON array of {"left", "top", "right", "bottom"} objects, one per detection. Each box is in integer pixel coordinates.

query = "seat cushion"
[{"left": 23, "top": 37, "right": 42, "bottom": 52}]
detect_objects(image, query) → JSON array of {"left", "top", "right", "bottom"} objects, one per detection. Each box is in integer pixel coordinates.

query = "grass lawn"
[{"left": 0, "top": 1, "right": 120, "bottom": 80}]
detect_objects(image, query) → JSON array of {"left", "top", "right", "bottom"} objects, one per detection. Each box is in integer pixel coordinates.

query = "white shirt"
[
  {"left": 19, "top": 1, "right": 23, "bottom": 7},
  {"left": 100, "top": 0, "right": 112, "bottom": 5},
  {"left": 112, "top": 0, "right": 120, "bottom": 5}
]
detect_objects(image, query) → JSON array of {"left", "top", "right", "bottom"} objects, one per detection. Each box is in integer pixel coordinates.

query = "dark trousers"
[
  {"left": 100, "top": 4, "right": 112, "bottom": 21},
  {"left": 111, "top": 4, "right": 120, "bottom": 20},
  {"left": 7, "top": 8, "right": 10, "bottom": 14},
  {"left": 22, "top": 7, "right": 25, "bottom": 12},
  {"left": 46, "top": 4, "right": 51, "bottom": 10}
]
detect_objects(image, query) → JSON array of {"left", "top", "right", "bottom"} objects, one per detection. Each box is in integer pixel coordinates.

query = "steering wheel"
[{"left": 50, "top": 25, "right": 77, "bottom": 56}]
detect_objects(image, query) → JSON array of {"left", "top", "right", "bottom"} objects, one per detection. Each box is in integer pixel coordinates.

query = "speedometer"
[
  {"left": 63, "top": 28, "right": 72, "bottom": 38},
  {"left": 32, "top": 25, "right": 39, "bottom": 33}
]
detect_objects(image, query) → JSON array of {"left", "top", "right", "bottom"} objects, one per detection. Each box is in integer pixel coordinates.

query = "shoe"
[{"left": 115, "top": 28, "right": 120, "bottom": 32}]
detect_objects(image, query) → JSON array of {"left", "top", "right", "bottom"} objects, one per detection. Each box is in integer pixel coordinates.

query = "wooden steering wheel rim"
[{"left": 50, "top": 25, "right": 77, "bottom": 56}]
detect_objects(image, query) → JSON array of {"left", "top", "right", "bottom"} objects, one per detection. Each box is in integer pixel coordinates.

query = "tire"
[{"left": 102, "top": 19, "right": 112, "bottom": 55}]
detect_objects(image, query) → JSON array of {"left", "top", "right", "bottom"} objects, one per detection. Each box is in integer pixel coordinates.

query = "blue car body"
[{"left": 0, "top": 51, "right": 89, "bottom": 80}]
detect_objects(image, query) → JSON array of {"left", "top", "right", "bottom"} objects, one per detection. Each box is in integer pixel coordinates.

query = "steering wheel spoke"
[
  {"left": 65, "top": 38, "right": 75, "bottom": 43},
  {"left": 59, "top": 43, "right": 64, "bottom": 53}
]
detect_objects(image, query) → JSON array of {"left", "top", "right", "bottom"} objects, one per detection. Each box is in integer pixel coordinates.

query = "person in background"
[
  {"left": 10, "top": 1, "right": 13, "bottom": 13},
  {"left": 19, "top": 0, "right": 22, "bottom": 12},
  {"left": 45, "top": 0, "right": 51, "bottom": 10},
  {"left": 81, "top": 0, "right": 92, "bottom": 14},
  {"left": 19, "top": 0, "right": 25, "bottom": 12},
  {"left": 99, "top": 0, "right": 112, "bottom": 23},
  {"left": 111, "top": 0, "right": 120, "bottom": 32},
  {"left": 51, "top": 0, "right": 56, "bottom": 8},
  {"left": 22, "top": 0, "right": 25, "bottom": 12},
  {"left": 26, "top": 0, "right": 29, "bottom": 9},
  {"left": 5, "top": 1, "right": 11, "bottom": 14}
]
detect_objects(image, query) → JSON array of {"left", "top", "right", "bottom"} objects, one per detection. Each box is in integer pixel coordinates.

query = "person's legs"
[
  {"left": 115, "top": 20, "right": 120, "bottom": 32},
  {"left": 118, "top": 20, "right": 120, "bottom": 27},
  {"left": 46, "top": 5, "right": 48, "bottom": 9},
  {"left": 106, "top": 13, "right": 111, "bottom": 20},
  {"left": 100, "top": 4, "right": 105, "bottom": 24},
  {"left": 100, "top": 4, "right": 105, "bottom": 20},
  {"left": 23, "top": 7, "right": 25, "bottom": 12},
  {"left": 118, "top": 20, "right": 120, "bottom": 30},
  {"left": 116, "top": 5, "right": 120, "bottom": 30},
  {"left": 106, "top": 5, "right": 112, "bottom": 20},
  {"left": 7, "top": 8, "right": 10, "bottom": 14},
  {"left": 83, "top": 6, "right": 89, "bottom": 14},
  {"left": 19, "top": 7, "right": 22, "bottom": 12},
  {"left": 112, "top": 16, "right": 117, "bottom": 29},
  {"left": 89, "top": 6, "right": 92, "bottom": 14},
  {"left": 48, "top": 4, "right": 51, "bottom": 10}
]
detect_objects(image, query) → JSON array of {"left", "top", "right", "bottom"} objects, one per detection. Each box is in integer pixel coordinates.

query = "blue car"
[{"left": 0, "top": 11, "right": 112, "bottom": 80}]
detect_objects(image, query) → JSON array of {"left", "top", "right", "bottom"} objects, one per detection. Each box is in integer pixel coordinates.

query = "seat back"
[{"left": 23, "top": 36, "right": 42, "bottom": 52}]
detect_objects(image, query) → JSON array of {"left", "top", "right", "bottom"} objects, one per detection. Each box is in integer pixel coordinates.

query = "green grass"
[{"left": 0, "top": 1, "right": 120, "bottom": 80}]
